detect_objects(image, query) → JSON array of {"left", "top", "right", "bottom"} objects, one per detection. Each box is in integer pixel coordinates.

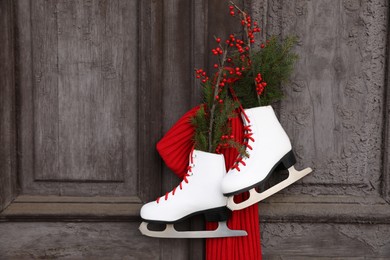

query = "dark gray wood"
[
  {"left": 383, "top": 0, "right": 390, "bottom": 203},
  {"left": 137, "top": 0, "right": 164, "bottom": 202},
  {"left": 0, "top": 195, "right": 141, "bottom": 222},
  {"left": 0, "top": 222, "right": 160, "bottom": 259},
  {"left": 0, "top": 0, "right": 17, "bottom": 212},
  {"left": 159, "top": 0, "right": 194, "bottom": 258},
  {"left": 190, "top": 1, "right": 207, "bottom": 259},
  {"left": 261, "top": 222, "right": 390, "bottom": 259},
  {"left": 15, "top": 0, "right": 141, "bottom": 196},
  {"left": 30, "top": 0, "right": 137, "bottom": 182},
  {"left": 259, "top": 194, "right": 390, "bottom": 224},
  {"left": 251, "top": 0, "right": 390, "bottom": 258},
  {"left": 273, "top": 0, "right": 387, "bottom": 197}
]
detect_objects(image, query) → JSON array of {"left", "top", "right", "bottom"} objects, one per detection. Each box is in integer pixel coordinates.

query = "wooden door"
[
  {"left": 0, "top": 0, "right": 200, "bottom": 258},
  {"left": 3, "top": 0, "right": 390, "bottom": 259},
  {"left": 254, "top": 0, "right": 390, "bottom": 258}
]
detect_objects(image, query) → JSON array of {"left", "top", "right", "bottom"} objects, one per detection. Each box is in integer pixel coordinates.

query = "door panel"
[
  {"left": 252, "top": 0, "right": 390, "bottom": 258},
  {"left": 18, "top": 0, "right": 138, "bottom": 196}
]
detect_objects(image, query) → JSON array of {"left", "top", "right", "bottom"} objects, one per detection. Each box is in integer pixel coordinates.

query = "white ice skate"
[
  {"left": 222, "top": 106, "right": 312, "bottom": 211},
  {"left": 139, "top": 150, "right": 247, "bottom": 238}
]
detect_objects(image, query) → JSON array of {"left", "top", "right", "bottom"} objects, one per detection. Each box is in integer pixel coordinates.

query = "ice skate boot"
[
  {"left": 139, "top": 150, "right": 247, "bottom": 238},
  {"left": 221, "top": 106, "right": 312, "bottom": 211}
]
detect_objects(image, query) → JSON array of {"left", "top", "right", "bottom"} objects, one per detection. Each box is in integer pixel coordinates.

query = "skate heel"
[
  {"left": 204, "top": 207, "right": 231, "bottom": 222},
  {"left": 276, "top": 150, "right": 296, "bottom": 170}
]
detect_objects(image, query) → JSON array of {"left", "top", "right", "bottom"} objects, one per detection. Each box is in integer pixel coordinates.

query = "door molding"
[
  {"left": 0, "top": 0, "right": 163, "bottom": 220},
  {"left": 0, "top": 0, "right": 17, "bottom": 213}
]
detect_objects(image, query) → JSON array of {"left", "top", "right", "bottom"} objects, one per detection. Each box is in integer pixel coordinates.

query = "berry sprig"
[
  {"left": 192, "top": 2, "right": 298, "bottom": 154},
  {"left": 255, "top": 73, "right": 267, "bottom": 96},
  {"left": 229, "top": 1, "right": 266, "bottom": 104}
]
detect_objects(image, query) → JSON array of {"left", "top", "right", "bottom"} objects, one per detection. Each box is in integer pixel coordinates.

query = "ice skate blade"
[
  {"left": 227, "top": 166, "right": 313, "bottom": 211},
  {"left": 139, "top": 221, "right": 247, "bottom": 238}
]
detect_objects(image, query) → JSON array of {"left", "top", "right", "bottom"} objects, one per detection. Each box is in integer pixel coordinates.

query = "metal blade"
[
  {"left": 227, "top": 166, "right": 313, "bottom": 210},
  {"left": 139, "top": 221, "right": 247, "bottom": 238}
]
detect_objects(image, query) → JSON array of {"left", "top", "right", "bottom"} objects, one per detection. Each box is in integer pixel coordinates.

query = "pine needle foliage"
[
  {"left": 231, "top": 35, "right": 299, "bottom": 108},
  {"left": 190, "top": 3, "right": 298, "bottom": 155},
  {"left": 191, "top": 70, "right": 242, "bottom": 154}
]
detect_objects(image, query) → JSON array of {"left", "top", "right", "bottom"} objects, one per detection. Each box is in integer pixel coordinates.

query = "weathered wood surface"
[
  {"left": 1, "top": 222, "right": 389, "bottom": 259},
  {"left": 159, "top": 0, "right": 194, "bottom": 258},
  {"left": 137, "top": 0, "right": 164, "bottom": 202},
  {"left": 261, "top": 223, "right": 390, "bottom": 259},
  {"left": 1, "top": 0, "right": 390, "bottom": 259},
  {"left": 251, "top": 0, "right": 390, "bottom": 258},
  {"left": 0, "top": 0, "right": 17, "bottom": 212},
  {"left": 258, "top": 0, "right": 388, "bottom": 197},
  {"left": 17, "top": 0, "right": 138, "bottom": 196},
  {"left": 259, "top": 194, "right": 390, "bottom": 224},
  {"left": 383, "top": 0, "right": 390, "bottom": 203},
  {"left": 0, "top": 222, "right": 159, "bottom": 259},
  {"left": 0, "top": 195, "right": 141, "bottom": 221}
]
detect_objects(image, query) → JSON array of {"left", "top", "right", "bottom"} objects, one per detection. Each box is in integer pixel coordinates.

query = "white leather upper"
[
  {"left": 140, "top": 150, "right": 227, "bottom": 222},
  {"left": 221, "top": 106, "right": 292, "bottom": 194}
]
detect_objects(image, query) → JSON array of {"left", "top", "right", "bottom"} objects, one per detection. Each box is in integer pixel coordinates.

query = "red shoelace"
[
  {"left": 229, "top": 86, "right": 255, "bottom": 172},
  {"left": 231, "top": 119, "right": 254, "bottom": 171},
  {"left": 156, "top": 148, "right": 194, "bottom": 203}
]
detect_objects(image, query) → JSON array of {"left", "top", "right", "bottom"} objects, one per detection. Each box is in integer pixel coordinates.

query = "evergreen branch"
[{"left": 208, "top": 48, "right": 228, "bottom": 152}]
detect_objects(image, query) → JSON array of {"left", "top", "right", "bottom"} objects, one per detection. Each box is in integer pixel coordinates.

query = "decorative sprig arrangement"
[{"left": 191, "top": 2, "right": 299, "bottom": 154}]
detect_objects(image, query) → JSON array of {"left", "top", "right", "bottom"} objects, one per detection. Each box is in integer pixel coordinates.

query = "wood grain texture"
[
  {"left": 259, "top": 194, "right": 390, "bottom": 224},
  {"left": 249, "top": 0, "right": 390, "bottom": 195},
  {"left": 275, "top": 0, "right": 387, "bottom": 197},
  {"left": 16, "top": 0, "right": 140, "bottom": 196},
  {"left": 249, "top": 0, "right": 390, "bottom": 258},
  {"left": 137, "top": 0, "right": 164, "bottom": 202},
  {"left": 159, "top": 1, "right": 193, "bottom": 258},
  {"left": 261, "top": 223, "right": 390, "bottom": 259},
  {"left": 0, "top": 222, "right": 159, "bottom": 259},
  {"left": 383, "top": 0, "right": 390, "bottom": 203},
  {"left": 0, "top": 0, "right": 17, "bottom": 212},
  {"left": 0, "top": 202, "right": 141, "bottom": 222},
  {"left": 30, "top": 0, "right": 137, "bottom": 182}
]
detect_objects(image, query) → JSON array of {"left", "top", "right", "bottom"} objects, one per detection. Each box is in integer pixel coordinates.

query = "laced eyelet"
[
  {"left": 231, "top": 114, "right": 255, "bottom": 172},
  {"left": 156, "top": 147, "right": 195, "bottom": 203}
]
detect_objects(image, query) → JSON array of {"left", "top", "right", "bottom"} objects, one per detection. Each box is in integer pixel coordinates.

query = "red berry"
[
  {"left": 230, "top": 11, "right": 235, "bottom": 16},
  {"left": 261, "top": 44, "right": 265, "bottom": 48},
  {"left": 214, "top": 64, "right": 218, "bottom": 68},
  {"left": 216, "top": 38, "right": 221, "bottom": 43},
  {"left": 229, "top": 5, "right": 234, "bottom": 10}
]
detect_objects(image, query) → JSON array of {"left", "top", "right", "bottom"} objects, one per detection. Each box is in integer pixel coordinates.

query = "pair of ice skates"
[{"left": 139, "top": 106, "right": 312, "bottom": 238}]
